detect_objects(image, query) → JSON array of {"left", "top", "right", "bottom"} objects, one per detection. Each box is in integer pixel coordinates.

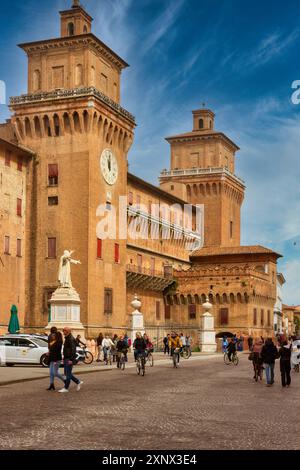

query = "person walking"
[
  {"left": 47, "top": 327, "right": 65, "bottom": 391},
  {"left": 279, "top": 340, "right": 292, "bottom": 388},
  {"left": 163, "top": 334, "right": 170, "bottom": 355},
  {"left": 102, "top": 334, "right": 114, "bottom": 364},
  {"left": 247, "top": 336, "right": 253, "bottom": 351},
  {"left": 261, "top": 338, "right": 279, "bottom": 387},
  {"left": 96, "top": 332, "right": 104, "bottom": 362},
  {"left": 58, "top": 327, "right": 83, "bottom": 393},
  {"left": 251, "top": 338, "right": 264, "bottom": 380}
]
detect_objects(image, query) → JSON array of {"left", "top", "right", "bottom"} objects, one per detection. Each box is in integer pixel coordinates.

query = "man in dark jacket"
[
  {"left": 58, "top": 327, "right": 83, "bottom": 393},
  {"left": 261, "top": 338, "right": 279, "bottom": 386},
  {"left": 226, "top": 338, "right": 236, "bottom": 362}
]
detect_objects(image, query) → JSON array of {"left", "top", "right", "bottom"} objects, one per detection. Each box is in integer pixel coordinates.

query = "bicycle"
[
  {"left": 117, "top": 351, "right": 127, "bottom": 371},
  {"left": 104, "top": 348, "right": 112, "bottom": 366},
  {"left": 136, "top": 353, "right": 146, "bottom": 376},
  {"left": 181, "top": 345, "right": 191, "bottom": 359},
  {"left": 224, "top": 351, "right": 239, "bottom": 366},
  {"left": 145, "top": 349, "right": 154, "bottom": 367},
  {"left": 75, "top": 346, "right": 94, "bottom": 365},
  {"left": 172, "top": 348, "right": 181, "bottom": 368}
]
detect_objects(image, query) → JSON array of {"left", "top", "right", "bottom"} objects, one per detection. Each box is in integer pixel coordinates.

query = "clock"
[{"left": 100, "top": 149, "right": 118, "bottom": 185}]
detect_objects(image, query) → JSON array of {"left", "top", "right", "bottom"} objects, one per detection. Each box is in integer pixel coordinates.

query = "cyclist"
[
  {"left": 133, "top": 332, "right": 147, "bottom": 363},
  {"left": 116, "top": 335, "right": 128, "bottom": 369},
  {"left": 75, "top": 334, "right": 86, "bottom": 347},
  {"left": 102, "top": 334, "right": 114, "bottom": 364},
  {"left": 143, "top": 333, "right": 154, "bottom": 356},
  {"left": 169, "top": 332, "right": 182, "bottom": 363},
  {"left": 226, "top": 337, "right": 237, "bottom": 362}
]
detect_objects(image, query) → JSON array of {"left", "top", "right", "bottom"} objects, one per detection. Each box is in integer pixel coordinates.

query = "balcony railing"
[
  {"left": 159, "top": 167, "right": 245, "bottom": 185},
  {"left": 126, "top": 264, "right": 174, "bottom": 291},
  {"left": 10, "top": 86, "right": 135, "bottom": 123}
]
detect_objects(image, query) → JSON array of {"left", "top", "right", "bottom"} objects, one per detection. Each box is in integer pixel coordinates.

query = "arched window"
[
  {"left": 83, "top": 25, "right": 88, "bottom": 33},
  {"left": 68, "top": 22, "right": 75, "bottom": 36},
  {"left": 199, "top": 118, "right": 204, "bottom": 129}
]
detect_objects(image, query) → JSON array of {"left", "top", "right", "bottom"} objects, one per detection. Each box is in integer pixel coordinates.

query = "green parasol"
[{"left": 8, "top": 305, "right": 20, "bottom": 334}]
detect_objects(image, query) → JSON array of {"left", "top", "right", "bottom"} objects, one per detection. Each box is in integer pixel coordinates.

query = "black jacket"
[
  {"left": 116, "top": 340, "right": 128, "bottom": 352},
  {"left": 261, "top": 342, "right": 279, "bottom": 364},
  {"left": 279, "top": 346, "right": 291, "bottom": 362},
  {"left": 63, "top": 334, "right": 77, "bottom": 362},
  {"left": 227, "top": 342, "right": 236, "bottom": 353},
  {"left": 48, "top": 334, "right": 63, "bottom": 362},
  {"left": 133, "top": 338, "right": 147, "bottom": 352}
]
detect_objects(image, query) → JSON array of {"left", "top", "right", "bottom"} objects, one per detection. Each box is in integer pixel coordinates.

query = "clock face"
[{"left": 100, "top": 149, "right": 118, "bottom": 186}]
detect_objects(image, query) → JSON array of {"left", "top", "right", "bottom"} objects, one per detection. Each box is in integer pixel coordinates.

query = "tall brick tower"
[
  {"left": 9, "top": 1, "right": 135, "bottom": 334},
  {"left": 159, "top": 108, "right": 245, "bottom": 247}
]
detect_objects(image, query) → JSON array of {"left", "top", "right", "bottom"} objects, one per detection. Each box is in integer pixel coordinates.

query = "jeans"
[
  {"left": 164, "top": 344, "right": 170, "bottom": 355},
  {"left": 103, "top": 346, "right": 110, "bottom": 361},
  {"left": 264, "top": 363, "right": 275, "bottom": 385},
  {"left": 64, "top": 360, "right": 80, "bottom": 390},
  {"left": 49, "top": 361, "right": 65, "bottom": 385}
]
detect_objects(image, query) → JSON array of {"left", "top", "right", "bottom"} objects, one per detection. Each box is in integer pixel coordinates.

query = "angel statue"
[{"left": 58, "top": 250, "right": 81, "bottom": 288}]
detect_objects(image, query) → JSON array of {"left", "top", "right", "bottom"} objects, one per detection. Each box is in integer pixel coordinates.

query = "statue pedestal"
[
  {"left": 198, "top": 298, "right": 217, "bottom": 353},
  {"left": 45, "top": 287, "right": 85, "bottom": 339},
  {"left": 130, "top": 294, "right": 145, "bottom": 345}
]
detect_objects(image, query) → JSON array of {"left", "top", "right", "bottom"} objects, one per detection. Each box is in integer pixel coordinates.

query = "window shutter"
[
  {"left": 253, "top": 308, "right": 257, "bottom": 326},
  {"left": 97, "top": 239, "right": 102, "bottom": 259},
  {"left": 189, "top": 304, "right": 196, "bottom": 319},
  {"left": 156, "top": 301, "right": 160, "bottom": 320},
  {"left": 48, "top": 238, "right": 56, "bottom": 258},
  {"left": 48, "top": 164, "right": 58, "bottom": 185},
  {"left": 220, "top": 308, "right": 229, "bottom": 326},
  {"left": 114, "top": 243, "right": 120, "bottom": 263},
  {"left": 104, "top": 289, "right": 113, "bottom": 314},
  {"left": 17, "top": 157, "right": 23, "bottom": 172},
  {"left": 165, "top": 304, "right": 171, "bottom": 320},
  {"left": 17, "top": 239, "right": 22, "bottom": 257},
  {"left": 4, "top": 236, "right": 10, "bottom": 254},
  {"left": 17, "top": 198, "right": 22, "bottom": 217},
  {"left": 261, "top": 309, "right": 264, "bottom": 326}
]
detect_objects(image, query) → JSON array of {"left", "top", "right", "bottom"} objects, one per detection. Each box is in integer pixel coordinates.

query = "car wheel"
[{"left": 40, "top": 354, "right": 49, "bottom": 368}]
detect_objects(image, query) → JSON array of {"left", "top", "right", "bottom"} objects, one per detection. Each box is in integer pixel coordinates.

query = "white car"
[{"left": 0, "top": 335, "right": 49, "bottom": 367}]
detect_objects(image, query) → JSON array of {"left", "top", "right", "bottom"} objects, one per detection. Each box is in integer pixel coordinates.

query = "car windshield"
[{"left": 31, "top": 338, "right": 48, "bottom": 348}]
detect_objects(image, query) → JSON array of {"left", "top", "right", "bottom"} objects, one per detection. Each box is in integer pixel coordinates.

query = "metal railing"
[
  {"left": 126, "top": 264, "right": 173, "bottom": 279},
  {"left": 159, "top": 167, "right": 245, "bottom": 185}
]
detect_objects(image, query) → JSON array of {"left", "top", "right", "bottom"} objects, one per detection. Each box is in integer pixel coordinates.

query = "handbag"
[{"left": 248, "top": 352, "right": 254, "bottom": 361}]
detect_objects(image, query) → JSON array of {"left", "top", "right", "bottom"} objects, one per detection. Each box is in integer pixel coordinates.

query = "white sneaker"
[
  {"left": 58, "top": 388, "right": 69, "bottom": 393},
  {"left": 77, "top": 381, "right": 83, "bottom": 391}
]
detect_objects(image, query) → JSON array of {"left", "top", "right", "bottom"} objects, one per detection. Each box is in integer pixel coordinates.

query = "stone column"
[
  {"left": 130, "top": 294, "right": 145, "bottom": 345},
  {"left": 198, "top": 297, "right": 217, "bottom": 353}
]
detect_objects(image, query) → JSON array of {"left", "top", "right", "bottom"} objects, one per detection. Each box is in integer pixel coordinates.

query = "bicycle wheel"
[
  {"left": 224, "top": 353, "right": 230, "bottom": 365},
  {"left": 233, "top": 354, "right": 239, "bottom": 366},
  {"left": 136, "top": 358, "right": 141, "bottom": 375},
  {"left": 83, "top": 351, "right": 94, "bottom": 365},
  {"left": 182, "top": 348, "right": 191, "bottom": 359},
  {"left": 148, "top": 353, "right": 154, "bottom": 367},
  {"left": 173, "top": 354, "right": 178, "bottom": 368}
]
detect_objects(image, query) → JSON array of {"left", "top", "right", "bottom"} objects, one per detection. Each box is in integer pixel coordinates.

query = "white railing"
[{"left": 159, "top": 167, "right": 245, "bottom": 184}]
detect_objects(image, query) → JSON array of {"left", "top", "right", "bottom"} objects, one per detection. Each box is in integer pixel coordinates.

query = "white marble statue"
[{"left": 58, "top": 250, "right": 81, "bottom": 288}]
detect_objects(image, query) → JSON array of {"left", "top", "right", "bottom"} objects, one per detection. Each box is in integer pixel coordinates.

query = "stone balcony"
[
  {"left": 159, "top": 166, "right": 245, "bottom": 186},
  {"left": 126, "top": 264, "right": 175, "bottom": 292}
]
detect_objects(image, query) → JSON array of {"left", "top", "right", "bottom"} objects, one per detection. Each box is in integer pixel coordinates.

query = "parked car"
[{"left": 0, "top": 335, "right": 49, "bottom": 367}]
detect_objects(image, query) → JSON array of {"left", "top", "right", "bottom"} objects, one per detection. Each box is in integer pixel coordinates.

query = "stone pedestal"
[
  {"left": 198, "top": 298, "right": 217, "bottom": 353},
  {"left": 45, "top": 286, "right": 85, "bottom": 339},
  {"left": 130, "top": 294, "right": 145, "bottom": 345}
]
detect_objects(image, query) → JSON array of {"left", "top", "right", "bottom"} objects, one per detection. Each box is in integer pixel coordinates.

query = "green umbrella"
[{"left": 8, "top": 305, "right": 20, "bottom": 334}]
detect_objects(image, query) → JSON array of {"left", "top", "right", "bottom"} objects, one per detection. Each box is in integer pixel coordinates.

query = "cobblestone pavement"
[{"left": 0, "top": 354, "right": 299, "bottom": 450}]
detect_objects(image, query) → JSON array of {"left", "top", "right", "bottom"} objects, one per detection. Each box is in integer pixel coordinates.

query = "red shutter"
[
  {"left": 156, "top": 301, "right": 160, "bottom": 320},
  {"left": 48, "top": 164, "right": 58, "bottom": 185},
  {"left": 5, "top": 151, "right": 11, "bottom": 167},
  {"left": 4, "top": 236, "right": 10, "bottom": 254},
  {"left": 17, "top": 239, "right": 22, "bottom": 257},
  {"left": 97, "top": 239, "right": 102, "bottom": 259},
  {"left": 189, "top": 304, "right": 196, "bottom": 319},
  {"left": 48, "top": 238, "right": 56, "bottom": 258},
  {"left": 17, "top": 198, "right": 22, "bottom": 217},
  {"left": 253, "top": 308, "right": 257, "bottom": 326},
  {"left": 220, "top": 308, "right": 229, "bottom": 326},
  {"left": 114, "top": 243, "right": 120, "bottom": 263},
  {"left": 165, "top": 304, "right": 171, "bottom": 320},
  {"left": 17, "top": 157, "right": 23, "bottom": 172}
]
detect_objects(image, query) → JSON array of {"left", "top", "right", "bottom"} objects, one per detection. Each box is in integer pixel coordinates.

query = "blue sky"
[{"left": 0, "top": 0, "right": 300, "bottom": 304}]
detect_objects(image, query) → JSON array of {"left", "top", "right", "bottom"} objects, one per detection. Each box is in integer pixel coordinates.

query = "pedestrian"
[
  {"left": 75, "top": 334, "right": 86, "bottom": 347},
  {"left": 47, "top": 327, "right": 65, "bottom": 391},
  {"left": 237, "top": 335, "right": 244, "bottom": 352},
  {"left": 116, "top": 335, "right": 128, "bottom": 368},
  {"left": 226, "top": 338, "right": 236, "bottom": 362},
  {"left": 222, "top": 336, "right": 228, "bottom": 353},
  {"left": 279, "top": 340, "right": 292, "bottom": 388},
  {"left": 261, "top": 338, "right": 279, "bottom": 387},
  {"left": 247, "top": 336, "right": 253, "bottom": 351},
  {"left": 112, "top": 334, "right": 119, "bottom": 363},
  {"left": 58, "top": 327, "right": 83, "bottom": 393},
  {"left": 251, "top": 338, "right": 264, "bottom": 380},
  {"left": 102, "top": 334, "right": 114, "bottom": 364},
  {"left": 180, "top": 333, "right": 186, "bottom": 347},
  {"left": 96, "top": 332, "right": 104, "bottom": 362},
  {"left": 163, "top": 335, "right": 169, "bottom": 355}
]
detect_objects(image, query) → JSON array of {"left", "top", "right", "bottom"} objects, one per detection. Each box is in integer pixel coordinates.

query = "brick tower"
[
  {"left": 9, "top": 1, "right": 135, "bottom": 335},
  {"left": 159, "top": 108, "right": 245, "bottom": 247}
]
